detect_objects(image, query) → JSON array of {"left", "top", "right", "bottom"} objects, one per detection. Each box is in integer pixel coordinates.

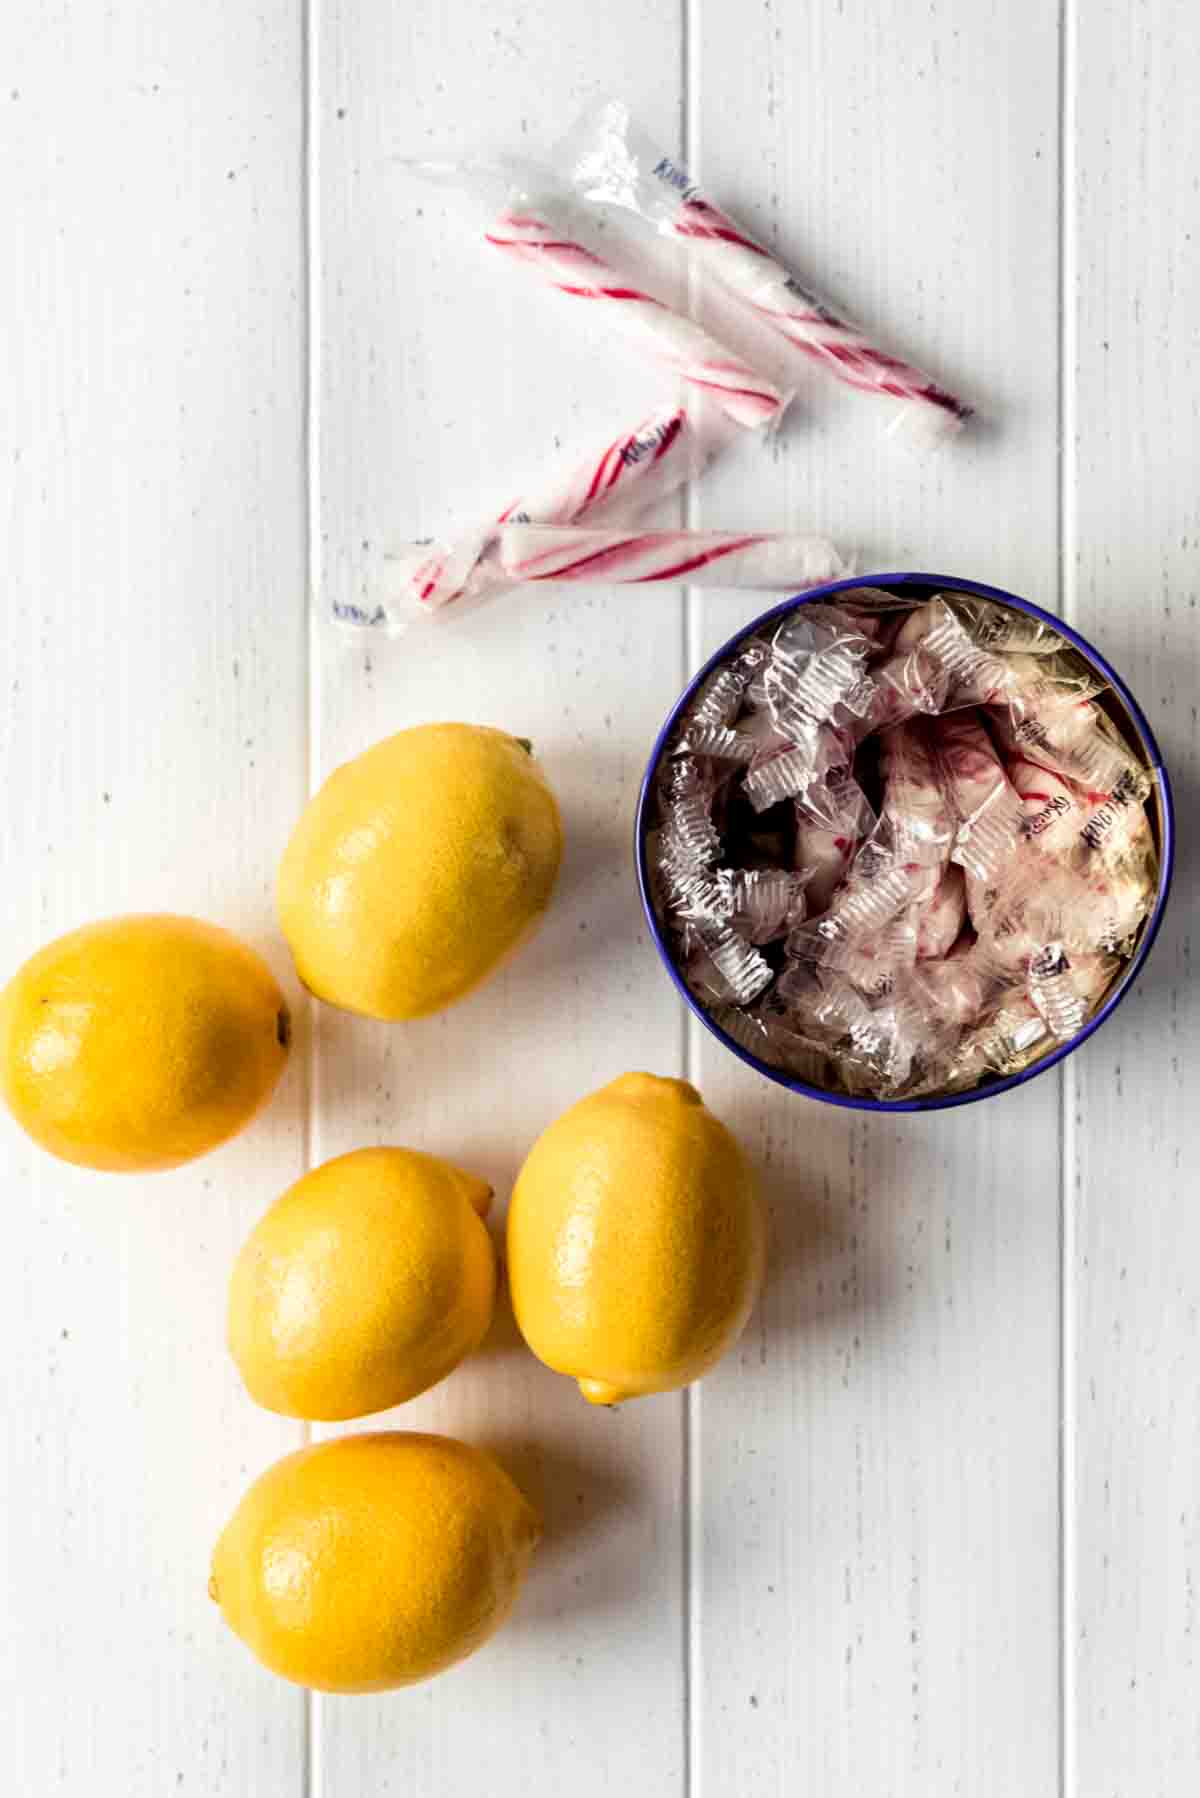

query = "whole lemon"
[
  {"left": 507, "top": 1073, "right": 765, "bottom": 1405},
  {"left": 0, "top": 915, "right": 290, "bottom": 1172},
  {"left": 277, "top": 723, "right": 562, "bottom": 1020},
  {"left": 228, "top": 1147, "right": 496, "bottom": 1421},
  {"left": 210, "top": 1432, "right": 541, "bottom": 1691}
]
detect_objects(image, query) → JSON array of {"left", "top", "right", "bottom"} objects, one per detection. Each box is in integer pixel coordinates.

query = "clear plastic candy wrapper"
[
  {"left": 412, "top": 155, "right": 790, "bottom": 431},
  {"left": 381, "top": 399, "right": 743, "bottom": 625},
  {"left": 562, "top": 100, "right": 972, "bottom": 446},
  {"left": 644, "top": 586, "right": 1162, "bottom": 1100}
]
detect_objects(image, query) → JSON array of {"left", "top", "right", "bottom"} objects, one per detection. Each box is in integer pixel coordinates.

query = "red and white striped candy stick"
[
  {"left": 483, "top": 204, "right": 789, "bottom": 431},
  {"left": 670, "top": 197, "right": 970, "bottom": 441},
  {"left": 391, "top": 398, "right": 742, "bottom": 617},
  {"left": 567, "top": 105, "right": 971, "bottom": 443},
  {"left": 493, "top": 525, "right": 851, "bottom": 589}
]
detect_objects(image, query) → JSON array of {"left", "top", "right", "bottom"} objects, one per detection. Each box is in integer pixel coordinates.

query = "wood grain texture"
[
  {"left": 0, "top": 4, "right": 309, "bottom": 1793},
  {"left": 1069, "top": 5, "right": 1200, "bottom": 1793},
  {"left": 4, "top": 0, "right": 1200, "bottom": 1793},
  {"left": 313, "top": 2, "right": 690, "bottom": 1790},
  {"left": 687, "top": 3, "right": 1065, "bottom": 1793}
]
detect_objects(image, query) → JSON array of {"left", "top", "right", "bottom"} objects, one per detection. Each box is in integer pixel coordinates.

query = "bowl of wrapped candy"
[{"left": 636, "top": 574, "right": 1174, "bottom": 1111}]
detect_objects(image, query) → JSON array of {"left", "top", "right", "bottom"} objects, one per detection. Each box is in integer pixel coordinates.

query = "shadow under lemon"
[{"left": 479, "top": 1431, "right": 650, "bottom": 1633}]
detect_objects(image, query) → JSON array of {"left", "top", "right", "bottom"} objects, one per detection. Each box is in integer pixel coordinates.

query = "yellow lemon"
[
  {"left": 0, "top": 915, "right": 290, "bottom": 1172},
  {"left": 507, "top": 1072, "right": 765, "bottom": 1405},
  {"left": 210, "top": 1432, "right": 541, "bottom": 1691},
  {"left": 228, "top": 1147, "right": 496, "bottom": 1421},
  {"left": 277, "top": 723, "right": 562, "bottom": 1020}
]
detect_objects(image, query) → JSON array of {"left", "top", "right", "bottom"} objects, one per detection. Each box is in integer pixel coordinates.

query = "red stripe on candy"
[
  {"left": 517, "top": 533, "right": 768, "bottom": 584},
  {"left": 553, "top": 284, "right": 665, "bottom": 307},
  {"left": 585, "top": 442, "right": 621, "bottom": 506},
  {"left": 687, "top": 376, "right": 778, "bottom": 411},
  {"left": 675, "top": 221, "right": 769, "bottom": 256},
  {"left": 485, "top": 231, "right": 608, "bottom": 266}
]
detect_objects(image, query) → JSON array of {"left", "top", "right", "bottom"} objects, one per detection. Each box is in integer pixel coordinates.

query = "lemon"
[
  {"left": 210, "top": 1431, "right": 541, "bottom": 1691},
  {"left": 0, "top": 915, "right": 290, "bottom": 1172},
  {"left": 228, "top": 1147, "right": 496, "bottom": 1421},
  {"left": 277, "top": 723, "right": 562, "bottom": 1020},
  {"left": 507, "top": 1073, "right": 765, "bottom": 1405}
]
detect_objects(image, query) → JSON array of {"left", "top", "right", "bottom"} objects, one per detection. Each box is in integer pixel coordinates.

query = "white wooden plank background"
[
  {"left": 2, "top": 2, "right": 1197, "bottom": 1795},
  {"left": 313, "top": 5, "right": 688, "bottom": 1792},
  {"left": 0, "top": 5, "right": 309, "bottom": 1794},
  {"left": 1070, "top": 5, "right": 1200, "bottom": 1793},
  {"left": 688, "top": 5, "right": 1064, "bottom": 1793}
]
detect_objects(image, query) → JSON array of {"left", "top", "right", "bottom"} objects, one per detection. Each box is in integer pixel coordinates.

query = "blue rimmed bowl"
[{"left": 635, "top": 573, "right": 1175, "bottom": 1113}]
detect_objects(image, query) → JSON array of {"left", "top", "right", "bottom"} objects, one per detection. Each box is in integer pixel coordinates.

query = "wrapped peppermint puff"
[
  {"left": 862, "top": 606, "right": 954, "bottom": 731},
  {"left": 941, "top": 595, "right": 1063, "bottom": 656},
  {"left": 643, "top": 584, "right": 1161, "bottom": 1100},
  {"left": 1004, "top": 746, "right": 1155, "bottom": 896},
  {"left": 1076, "top": 768, "right": 1153, "bottom": 855},
  {"left": 772, "top": 963, "right": 915, "bottom": 1090},
  {"left": 674, "top": 723, "right": 756, "bottom": 765},
  {"left": 865, "top": 597, "right": 1019, "bottom": 731},
  {"left": 782, "top": 717, "right": 955, "bottom": 1008},
  {"left": 765, "top": 606, "right": 878, "bottom": 737},
  {"left": 914, "top": 994, "right": 1050, "bottom": 1097},
  {"left": 655, "top": 752, "right": 725, "bottom": 881},
  {"left": 1008, "top": 752, "right": 1086, "bottom": 853},
  {"left": 917, "top": 865, "right": 968, "bottom": 960},
  {"left": 933, "top": 709, "right": 1024, "bottom": 890},
  {"left": 976, "top": 845, "right": 1156, "bottom": 966},
  {"left": 786, "top": 819, "right": 920, "bottom": 993},
  {"left": 989, "top": 659, "right": 1152, "bottom": 801},
  {"left": 794, "top": 773, "right": 876, "bottom": 912},
  {"left": 711, "top": 1001, "right": 831, "bottom": 1086},
  {"left": 722, "top": 868, "right": 810, "bottom": 943},
  {"left": 684, "top": 929, "right": 774, "bottom": 1006},
  {"left": 962, "top": 721, "right": 1158, "bottom": 969},
  {"left": 897, "top": 941, "right": 1001, "bottom": 1038},
  {"left": 1027, "top": 946, "right": 1121, "bottom": 1041},
  {"left": 878, "top": 718, "right": 956, "bottom": 878},
  {"left": 742, "top": 723, "right": 853, "bottom": 821}
]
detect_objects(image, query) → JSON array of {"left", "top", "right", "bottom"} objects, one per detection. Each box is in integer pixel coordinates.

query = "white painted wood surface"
[
  {"left": 1070, "top": 7, "right": 1200, "bottom": 1793},
  {"left": 2, "top": 3, "right": 1197, "bottom": 1796},
  {"left": 1, "top": 6, "right": 309, "bottom": 1793}
]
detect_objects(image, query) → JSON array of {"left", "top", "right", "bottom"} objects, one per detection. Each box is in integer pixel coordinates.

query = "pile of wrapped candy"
[{"left": 646, "top": 588, "right": 1159, "bottom": 1099}]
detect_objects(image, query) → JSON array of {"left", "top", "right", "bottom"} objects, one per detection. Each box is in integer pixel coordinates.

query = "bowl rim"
[{"left": 634, "top": 571, "right": 1176, "bottom": 1113}]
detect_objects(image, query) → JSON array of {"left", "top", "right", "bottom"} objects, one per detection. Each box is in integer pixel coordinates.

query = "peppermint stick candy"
[
  {"left": 567, "top": 103, "right": 971, "bottom": 443},
  {"left": 479, "top": 201, "right": 789, "bottom": 431},
  {"left": 377, "top": 398, "right": 743, "bottom": 623},
  {"left": 494, "top": 525, "right": 852, "bottom": 589}
]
